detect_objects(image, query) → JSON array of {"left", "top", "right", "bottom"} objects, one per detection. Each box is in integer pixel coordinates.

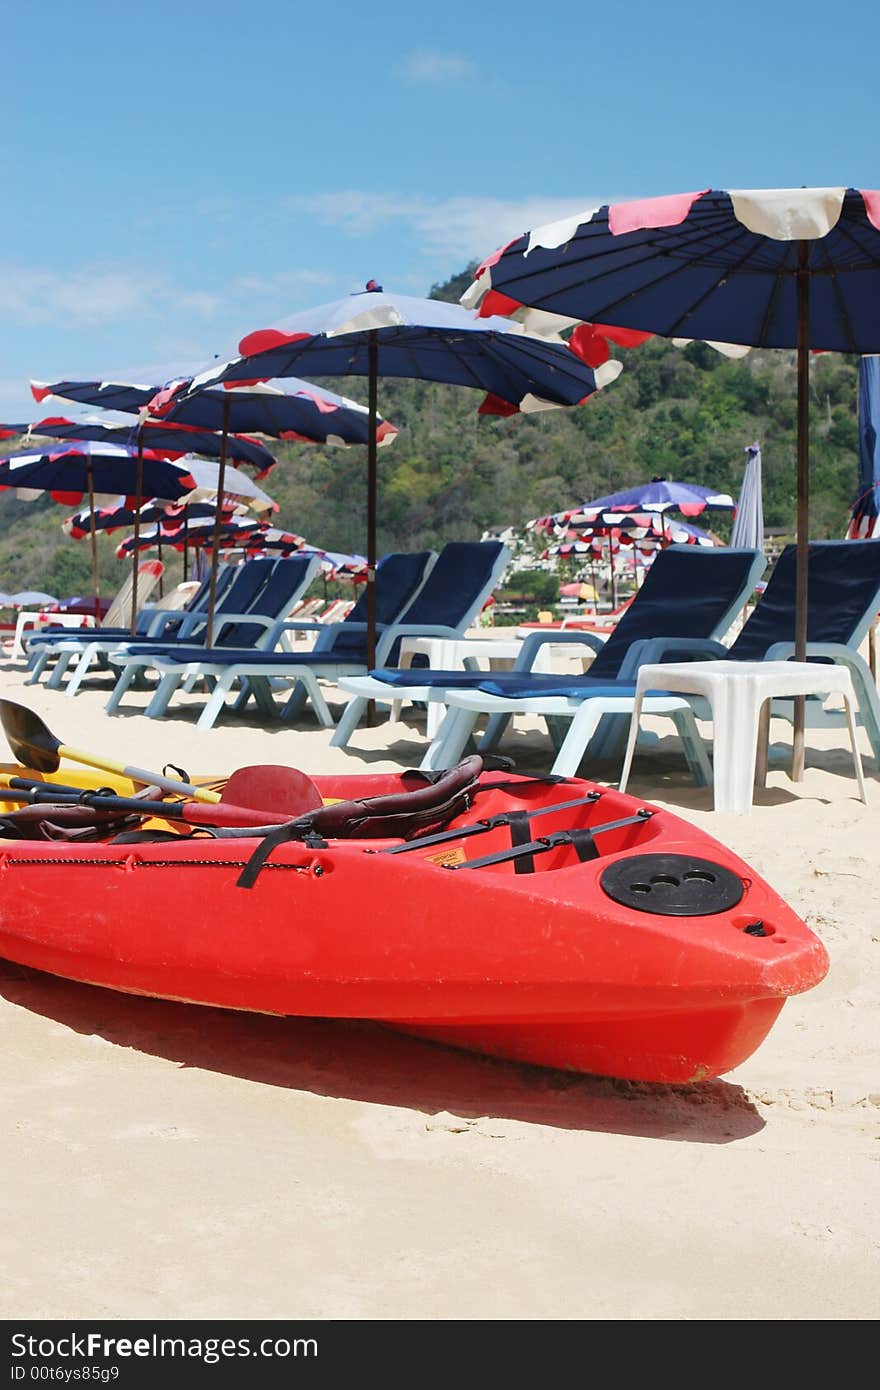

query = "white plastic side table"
[{"left": 618, "top": 659, "right": 868, "bottom": 814}]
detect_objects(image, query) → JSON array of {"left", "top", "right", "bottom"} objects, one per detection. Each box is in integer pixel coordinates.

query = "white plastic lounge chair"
[
  {"left": 24, "top": 563, "right": 244, "bottom": 695},
  {"left": 421, "top": 539, "right": 880, "bottom": 780},
  {"left": 99, "top": 554, "right": 323, "bottom": 711},
  {"left": 104, "top": 548, "right": 438, "bottom": 726},
  {"left": 15, "top": 559, "right": 165, "bottom": 662},
  {"left": 338, "top": 544, "right": 765, "bottom": 774},
  {"left": 109, "top": 541, "right": 508, "bottom": 732}
]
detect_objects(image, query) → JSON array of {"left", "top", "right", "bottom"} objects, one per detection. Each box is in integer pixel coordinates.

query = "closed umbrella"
[
  {"left": 847, "top": 357, "right": 880, "bottom": 539},
  {"left": 464, "top": 185, "right": 880, "bottom": 775},
  {"left": 730, "top": 443, "right": 765, "bottom": 551},
  {"left": 848, "top": 357, "right": 880, "bottom": 673}
]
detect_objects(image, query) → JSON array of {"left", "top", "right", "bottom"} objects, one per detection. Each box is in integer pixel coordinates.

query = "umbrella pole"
[
  {"left": 183, "top": 507, "right": 189, "bottom": 582},
  {"left": 86, "top": 462, "right": 101, "bottom": 628},
  {"left": 130, "top": 426, "right": 144, "bottom": 636},
  {"left": 792, "top": 240, "right": 810, "bottom": 781},
  {"left": 365, "top": 331, "right": 379, "bottom": 726},
  {"left": 205, "top": 396, "right": 231, "bottom": 649}
]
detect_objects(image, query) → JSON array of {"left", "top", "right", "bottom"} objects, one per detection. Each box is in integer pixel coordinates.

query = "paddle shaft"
[
  {"left": 0, "top": 785, "right": 292, "bottom": 828},
  {"left": 56, "top": 741, "right": 221, "bottom": 803}
]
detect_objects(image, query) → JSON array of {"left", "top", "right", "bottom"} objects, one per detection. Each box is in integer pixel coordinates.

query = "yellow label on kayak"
[{"left": 424, "top": 846, "right": 467, "bottom": 868}]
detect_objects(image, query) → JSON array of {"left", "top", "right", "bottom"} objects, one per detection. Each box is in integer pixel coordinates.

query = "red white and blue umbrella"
[
  {"left": 62, "top": 498, "right": 240, "bottom": 541},
  {"left": 31, "top": 370, "right": 398, "bottom": 447},
  {"left": 0, "top": 442, "right": 273, "bottom": 621},
  {"left": 0, "top": 441, "right": 205, "bottom": 508},
  {"left": 23, "top": 414, "right": 277, "bottom": 477},
  {"left": 175, "top": 282, "right": 621, "bottom": 655},
  {"left": 31, "top": 365, "right": 398, "bottom": 635},
  {"left": 465, "top": 186, "right": 880, "bottom": 773},
  {"left": 115, "top": 514, "right": 300, "bottom": 559},
  {"left": 0, "top": 441, "right": 205, "bottom": 622}
]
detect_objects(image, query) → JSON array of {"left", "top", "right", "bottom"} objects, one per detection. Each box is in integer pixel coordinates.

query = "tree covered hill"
[{"left": 0, "top": 266, "right": 862, "bottom": 598}]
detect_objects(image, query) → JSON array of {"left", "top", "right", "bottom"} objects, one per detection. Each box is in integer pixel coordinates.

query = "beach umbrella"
[
  {"left": 115, "top": 514, "right": 285, "bottom": 558},
  {"left": 23, "top": 414, "right": 277, "bottom": 477},
  {"left": 730, "top": 443, "right": 765, "bottom": 551},
  {"left": 7, "top": 590, "right": 58, "bottom": 608},
  {"left": 464, "top": 186, "right": 880, "bottom": 774},
  {"left": 64, "top": 499, "right": 247, "bottom": 582},
  {"left": 847, "top": 357, "right": 880, "bottom": 539},
  {"left": 62, "top": 498, "right": 244, "bottom": 541},
  {"left": 572, "top": 478, "right": 734, "bottom": 518},
  {"left": 176, "top": 282, "right": 621, "bottom": 656},
  {"left": 31, "top": 367, "right": 396, "bottom": 635},
  {"left": 31, "top": 371, "right": 398, "bottom": 449},
  {"left": 0, "top": 442, "right": 274, "bottom": 624}
]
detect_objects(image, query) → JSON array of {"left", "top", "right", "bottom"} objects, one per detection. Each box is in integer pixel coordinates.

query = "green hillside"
[{"left": 0, "top": 265, "right": 863, "bottom": 600}]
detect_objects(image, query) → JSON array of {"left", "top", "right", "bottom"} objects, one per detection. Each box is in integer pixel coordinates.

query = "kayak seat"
[{"left": 237, "top": 756, "right": 485, "bottom": 887}]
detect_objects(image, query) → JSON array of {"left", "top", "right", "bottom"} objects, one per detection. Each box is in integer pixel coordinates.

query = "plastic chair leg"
[
  {"left": 105, "top": 662, "right": 142, "bottom": 714},
  {"left": 145, "top": 671, "right": 185, "bottom": 719},
  {"left": 330, "top": 694, "right": 368, "bottom": 749},
  {"left": 45, "top": 650, "right": 76, "bottom": 691},
  {"left": 421, "top": 707, "right": 479, "bottom": 771}
]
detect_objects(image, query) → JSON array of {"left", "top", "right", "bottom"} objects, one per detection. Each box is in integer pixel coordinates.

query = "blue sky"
[{"left": 1, "top": 0, "right": 876, "bottom": 419}]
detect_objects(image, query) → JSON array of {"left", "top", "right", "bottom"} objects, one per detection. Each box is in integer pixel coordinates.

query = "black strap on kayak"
[
  {"left": 507, "top": 811, "right": 535, "bottom": 874},
  {"left": 446, "top": 810, "right": 654, "bottom": 872},
  {"left": 401, "top": 766, "right": 572, "bottom": 792},
  {"left": 382, "top": 792, "right": 603, "bottom": 856}
]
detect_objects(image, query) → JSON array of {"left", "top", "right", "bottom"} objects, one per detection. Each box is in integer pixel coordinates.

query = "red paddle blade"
[{"left": 220, "top": 765, "right": 323, "bottom": 817}]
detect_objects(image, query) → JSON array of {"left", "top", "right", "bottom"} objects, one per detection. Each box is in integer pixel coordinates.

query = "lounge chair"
[
  {"left": 23, "top": 565, "right": 236, "bottom": 687},
  {"left": 109, "top": 540, "right": 507, "bottom": 732},
  {"left": 16, "top": 558, "right": 166, "bottom": 664},
  {"left": 334, "top": 544, "right": 765, "bottom": 772},
  {"left": 100, "top": 553, "right": 323, "bottom": 712},
  {"left": 104, "top": 547, "right": 438, "bottom": 727},
  {"left": 609, "top": 537, "right": 880, "bottom": 782},
  {"left": 421, "top": 539, "right": 880, "bottom": 778},
  {"left": 24, "top": 561, "right": 255, "bottom": 695}
]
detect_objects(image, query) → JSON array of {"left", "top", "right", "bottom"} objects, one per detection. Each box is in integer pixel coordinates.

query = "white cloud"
[
  {"left": 285, "top": 193, "right": 603, "bottom": 264},
  {"left": 0, "top": 266, "right": 225, "bottom": 327},
  {"left": 398, "top": 49, "right": 477, "bottom": 84}
]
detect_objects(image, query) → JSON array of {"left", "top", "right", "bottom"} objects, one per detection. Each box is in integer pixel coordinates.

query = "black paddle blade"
[{"left": 0, "top": 700, "right": 61, "bottom": 773}]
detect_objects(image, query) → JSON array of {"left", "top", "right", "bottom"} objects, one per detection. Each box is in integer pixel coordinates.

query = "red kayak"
[{"left": 0, "top": 756, "right": 828, "bottom": 1084}]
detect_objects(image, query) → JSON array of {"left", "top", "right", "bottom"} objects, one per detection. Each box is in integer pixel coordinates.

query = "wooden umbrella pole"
[
  {"left": 205, "top": 396, "right": 231, "bottom": 649},
  {"left": 792, "top": 240, "right": 810, "bottom": 781},
  {"left": 182, "top": 505, "right": 189, "bottom": 581},
  {"left": 130, "top": 425, "right": 144, "bottom": 635},
  {"left": 365, "top": 331, "right": 379, "bottom": 727},
  {"left": 86, "top": 461, "right": 101, "bottom": 627}
]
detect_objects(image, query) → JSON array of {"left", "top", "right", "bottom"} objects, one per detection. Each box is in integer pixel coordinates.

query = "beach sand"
[{"left": 0, "top": 650, "right": 877, "bottom": 1321}]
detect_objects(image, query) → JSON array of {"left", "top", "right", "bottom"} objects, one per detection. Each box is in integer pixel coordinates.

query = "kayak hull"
[{"left": 0, "top": 764, "right": 829, "bottom": 1083}]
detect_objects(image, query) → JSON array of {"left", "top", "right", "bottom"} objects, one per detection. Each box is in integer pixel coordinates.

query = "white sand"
[{"left": 0, "top": 652, "right": 877, "bottom": 1321}]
